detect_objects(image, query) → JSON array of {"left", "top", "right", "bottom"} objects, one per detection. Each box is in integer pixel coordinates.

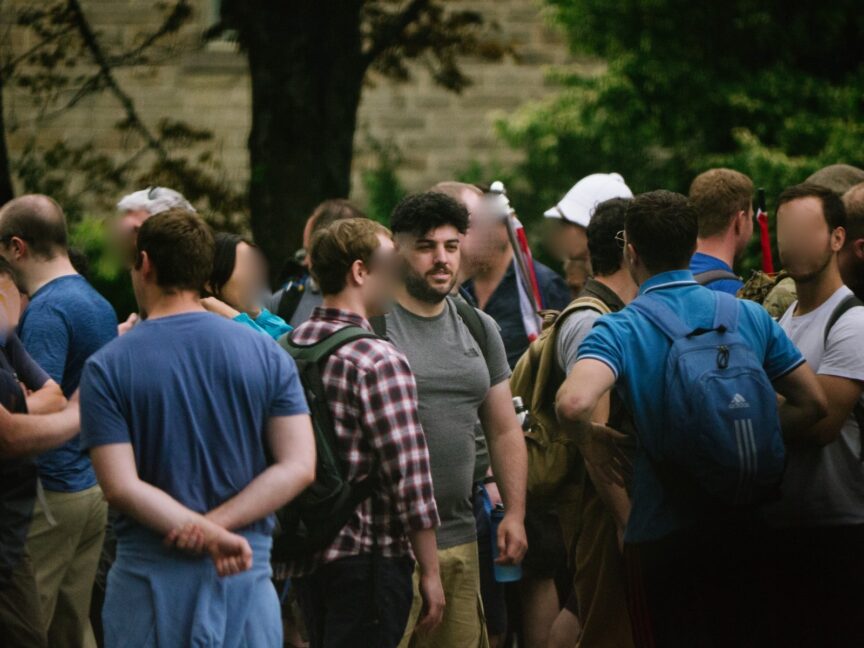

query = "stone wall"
[{"left": 2, "top": 0, "right": 577, "bottom": 213}]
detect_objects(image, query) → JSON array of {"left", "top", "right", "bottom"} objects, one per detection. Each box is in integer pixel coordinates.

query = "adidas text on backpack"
[{"left": 629, "top": 291, "right": 785, "bottom": 506}]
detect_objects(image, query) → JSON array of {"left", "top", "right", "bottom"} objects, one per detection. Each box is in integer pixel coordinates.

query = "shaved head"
[{"left": 0, "top": 194, "right": 68, "bottom": 259}]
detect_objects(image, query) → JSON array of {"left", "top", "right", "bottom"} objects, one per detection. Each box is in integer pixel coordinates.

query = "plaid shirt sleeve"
[{"left": 358, "top": 352, "right": 439, "bottom": 532}]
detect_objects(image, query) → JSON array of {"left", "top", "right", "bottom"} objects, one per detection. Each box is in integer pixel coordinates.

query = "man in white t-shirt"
[{"left": 767, "top": 183, "right": 864, "bottom": 647}]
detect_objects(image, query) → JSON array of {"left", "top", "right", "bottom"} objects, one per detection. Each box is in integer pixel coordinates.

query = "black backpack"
[{"left": 273, "top": 326, "right": 381, "bottom": 562}]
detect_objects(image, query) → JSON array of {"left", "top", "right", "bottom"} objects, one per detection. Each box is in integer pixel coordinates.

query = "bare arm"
[
  {"left": 0, "top": 399, "right": 79, "bottom": 458},
  {"left": 206, "top": 414, "right": 316, "bottom": 530},
  {"left": 584, "top": 392, "right": 631, "bottom": 533},
  {"left": 773, "top": 363, "right": 829, "bottom": 445},
  {"left": 25, "top": 379, "right": 66, "bottom": 415},
  {"left": 478, "top": 380, "right": 528, "bottom": 565},
  {"left": 409, "top": 528, "right": 445, "bottom": 634},
  {"left": 90, "top": 443, "right": 253, "bottom": 576},
  {"left": 803, "top": 375, "right": 862, "bottom": 446}
]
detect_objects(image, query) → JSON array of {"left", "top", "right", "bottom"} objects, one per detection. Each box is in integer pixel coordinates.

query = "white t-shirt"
[{"left": 764, "top": 286, "right": 864, "bottom": 527}]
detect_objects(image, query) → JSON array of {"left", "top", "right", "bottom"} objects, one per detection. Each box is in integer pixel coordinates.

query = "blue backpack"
[{"left": 629, "top": 291, "right": 785, "bottom": 506}]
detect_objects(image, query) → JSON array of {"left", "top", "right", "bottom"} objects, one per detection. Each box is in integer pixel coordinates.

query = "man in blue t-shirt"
[
  {"left": 0, "top": 194, "right": 118, "bottom": 646},
  {"left": 556, "top": 190, "right": 827, "bottom": 647},
  {"left": 79, "top": 208, "right": 315, "bottom": 647},
  {"left": 688, "top": 168, "right": 754, "bottom": 294}
]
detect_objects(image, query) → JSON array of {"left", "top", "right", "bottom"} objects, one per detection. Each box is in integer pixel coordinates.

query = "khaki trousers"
[
  {"left": 26, "top": 485, "right": 107, "bottom": 648},
  {"left": 399, "top": 540, "right": 490, "bottom": 648},
  {"left": 0, "top": 548, "right": 47, "bottom": 647}
]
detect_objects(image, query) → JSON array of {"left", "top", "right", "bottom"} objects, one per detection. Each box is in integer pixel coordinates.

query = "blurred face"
[
  {"left": 362, "top": 235, "right": 399, "bottom": 317},
  {"left": 777, "top": 197, "right": 844, "bottom": 283},
  {"left": 546, "top": 221, "right": 589, "bottom": 264},
  {"left": 0, "top": 273, "right": 21, "bottom": 334},
  {"left": 397, "top": 225, "right": 461, "bottom": 304},
  {"left": 461, "top": 204, "right": 508, "bottom": 276},
  {"left": 564, "top": 257, "right": 590, "bottom": 298},
  {"left": 219, "top": 242, "right": 269, "bottom": 314},
  {"left": 112, "top": 209, "right": 151, "bottom": 269}
]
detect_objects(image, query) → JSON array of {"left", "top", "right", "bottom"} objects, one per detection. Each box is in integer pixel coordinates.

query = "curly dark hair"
[
  {"left": 390, "top": 192, "right": 469, "bottom": 238},
  {"left": 587, "top": 198, "right": 631, "bottom": 277}
]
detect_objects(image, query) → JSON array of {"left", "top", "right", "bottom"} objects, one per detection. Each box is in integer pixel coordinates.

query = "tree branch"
[
  {"left": 361, "top": 0, "right": 429, "bottom": 70},
  {"left": 65, "top": 0, "right": 169, "bottom": 159}
]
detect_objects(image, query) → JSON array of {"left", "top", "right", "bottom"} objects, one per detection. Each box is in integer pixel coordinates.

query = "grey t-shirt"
[
  {"left": 556, "top": 309, "right": 603, "bottom": 375},
  {"left": 385, "top": 299, "right": 511, "bottom": 549},
  {"left": 764, "top": 286, "right": 864, "bottom": 527}
]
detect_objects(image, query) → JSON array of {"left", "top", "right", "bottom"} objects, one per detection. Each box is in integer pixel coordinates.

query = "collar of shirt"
[
  {"left": 582, "top": 277, "right": 626, "bottom": 312},
  {"left": 309, "top": 307, "right": 372, "bottom": 331},
  {"left": 639, "top": 269, "right": 698, "bottom": 296}
]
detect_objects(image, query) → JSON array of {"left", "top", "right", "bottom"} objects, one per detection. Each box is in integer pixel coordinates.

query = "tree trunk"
[
  {"left": 0, "top": 68, "right": 15, "bottom": 205},
  {"left": 239, "top": 2, "right": 366, "bottom": 282}
]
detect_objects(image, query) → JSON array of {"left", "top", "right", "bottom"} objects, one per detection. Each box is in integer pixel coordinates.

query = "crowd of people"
[{"left": 0, "top": 162, "right": 861, "bottom": 648}]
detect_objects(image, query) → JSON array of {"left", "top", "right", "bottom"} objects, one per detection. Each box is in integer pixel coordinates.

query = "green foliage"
[
  {"left": 68, "top": 217, "right": 136, "bottom": 319},
  {"left": 487, "top": 0, "right": 864, "bottom": 270},
  {"left": 360, "top": 136, "right": 407, "bottom": 224}
]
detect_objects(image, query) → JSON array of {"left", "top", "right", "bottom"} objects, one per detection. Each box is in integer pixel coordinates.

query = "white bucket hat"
[{"left": 544, "top": 173, "right": 633, "bottom": 228}]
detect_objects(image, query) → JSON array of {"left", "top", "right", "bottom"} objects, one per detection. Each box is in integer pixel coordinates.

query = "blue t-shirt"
[
  {"left": 79, "top": 312, "right": 308, "bottom": 541},
  {"left": 463, "top": 260, "right": 570, "bottom": 368},
  {"left": 577, "top": 270, "right": 804, "bottom": 543},
  {"left": 689, "top": 252, "right": 743, "bottom": 295},
  {"left": 19, "top": 274, "right": 117, "bottom": 492}
]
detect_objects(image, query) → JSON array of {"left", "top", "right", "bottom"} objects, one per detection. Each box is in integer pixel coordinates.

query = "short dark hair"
[
  {"left": 777, "top": 183, "right": 846, "bottom": 231},
  {"left": 688, "top": 169, "right": 754, "bottom": 238},
  {"left": 587, "top": 198, "right": 630, "bottom": 276},
  {"left": 309, "top": 199, "right": 366, "bottom": 237},
  {"left": 625, "top": 191, "right": 698, "bottom": 274},
  {"left": 0, "top": 194, "right": 68, "bottom": 259},
  {"left": 310, "top": 218, "right": 391, "bottom": 296},
  {"left": 390, "top": 192, "right": 469, "bottom": 238},
  {"left": 209, "top": 232, "right": 256, "bottom": 298},
  {"left": 843, "top": 182, "right": 864, "bottom": 241},
  {"left": 136, "top": 208, "right": 214, "bottom": 292}
]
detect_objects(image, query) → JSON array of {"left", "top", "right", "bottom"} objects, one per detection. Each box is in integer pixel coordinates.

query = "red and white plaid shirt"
[{"left": 285, "top": 307, "right": 439, "bottom": 575}]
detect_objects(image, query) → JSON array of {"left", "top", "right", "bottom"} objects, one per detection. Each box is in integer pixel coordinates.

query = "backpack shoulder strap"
[
  {"left": 629, "top": 294, "right": 692, "bottom": 340},
  {"left": 450, "top": 295, "right": 490, "bottom": 362},
  {"left": 276, "top": 283, "right": 305, "bottom": 323},
  {"left": 823, "top": 295, "right": 864, "bottom": 345},
  {"left": 712, "top": 292, "right": 741, "bottom": 333},
  {"left": 694, "top": 269, "right": 740, "bottom": 286},
  {"left": 280, "top": 326, "right": 377, "bottom": 365}
]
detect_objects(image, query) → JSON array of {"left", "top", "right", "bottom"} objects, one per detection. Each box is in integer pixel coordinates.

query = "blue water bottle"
[{"left": 490, "top": 503, "right": 523, "bottom": 583}]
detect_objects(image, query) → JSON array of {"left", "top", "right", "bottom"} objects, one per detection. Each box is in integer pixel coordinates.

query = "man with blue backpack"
[{"left": 556, "top": 190, "right": 828, "bottom": 647}]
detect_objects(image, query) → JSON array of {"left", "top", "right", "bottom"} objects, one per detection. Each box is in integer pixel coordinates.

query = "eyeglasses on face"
[{"left": 615, "top": 230, "right": 627, "bottom": 249}]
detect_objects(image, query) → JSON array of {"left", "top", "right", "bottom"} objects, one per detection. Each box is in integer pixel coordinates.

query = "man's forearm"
[
  {"left": 25, "top": 384, "right": 67, "bottom": 415},
  {"left": 487, "top": 426, "right": 527, "bottom": 518},
  {"left": 409, "top": 527, "right": 440, "bottom": 577},
  {"left": 584, "top": 461, "right": 631, "bottom": 530},
  {"left": 107, "top": 477, "right": 215, "bottom": 537},
  {"left": 778, "top": 397, "right": 827, "bottom": 445},
  {"left": 206, "top": 460, "right": 314, "bottom": 531},
  {"left": 0, "top": 405, "right": 79, "bottom": 458}
]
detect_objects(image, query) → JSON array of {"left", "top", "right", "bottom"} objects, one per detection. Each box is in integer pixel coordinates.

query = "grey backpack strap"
[{"left": 694, "top": 269, "right": 740, "bottom": 286}]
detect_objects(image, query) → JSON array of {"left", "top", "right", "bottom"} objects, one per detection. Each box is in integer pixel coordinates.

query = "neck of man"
[
  {"left": 695, "top": 234, "right": 738, "bottom": 269},
  {"left": 794, "top": 260, "right": 844, "bottom": 316},
  {"left": 322, "top": 290, "right": 370, "bottom": 321},
  {"left": 24, "top": 255, "right": 78, "bottom": 296},
  {"left": 594, "top": 267, "right": 639, "bottom": 305},
  {"left": 395, "top": 283, "right": 448, "bottom": 318},
  {"left": 144, "top": 290, "right": 206, "bottom": 320}
]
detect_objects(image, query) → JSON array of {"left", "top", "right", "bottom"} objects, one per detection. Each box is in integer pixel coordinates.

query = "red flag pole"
[{"left": 756, "top": 188, "right": 774, "bottom": 274}]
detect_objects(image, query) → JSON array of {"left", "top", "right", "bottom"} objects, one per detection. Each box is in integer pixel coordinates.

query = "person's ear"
[
  {"left": 831, "top": 226, "right": 846, "bottom": 252},
  {"left": 854, "top": 238, "right": 864, "bottom": 260},
  {"left": 626, "top": 242, "right": 639, "bottom": 268},
  {"left": 349, "top": 259, "right": 366, "bottom": 287},
  {"left": 8, "top": 236, "right": 27, "bottom": 260}
]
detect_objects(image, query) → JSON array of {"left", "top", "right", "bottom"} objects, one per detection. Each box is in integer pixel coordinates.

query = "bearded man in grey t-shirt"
[
  {"left": 385, "top": 192, "right": 528, "bottom": 648},
  {"left": 766, "top": 183, "right": 864, "bottom": 647}
]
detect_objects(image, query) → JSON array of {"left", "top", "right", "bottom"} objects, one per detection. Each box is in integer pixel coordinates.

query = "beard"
[
  {"left": 403, "top": 263, "right": 456, "bottom": 304},
  {"left": 784, "top": 249, "right": 834, "bottom": 284}
]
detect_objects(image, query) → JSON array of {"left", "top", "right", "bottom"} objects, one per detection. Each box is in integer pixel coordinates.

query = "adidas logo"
[{"left": 729, "top": 393, "right": 750, "bottom": 409}]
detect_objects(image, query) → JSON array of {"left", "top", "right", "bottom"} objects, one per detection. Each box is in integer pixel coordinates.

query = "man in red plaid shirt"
[{"left": 290, "top": 218, "right": 444, "bottom": 648}]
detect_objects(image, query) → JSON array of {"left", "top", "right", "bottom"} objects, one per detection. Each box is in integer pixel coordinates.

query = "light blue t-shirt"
[
  {"left": 19, "top": 274, "right": 117, "bottom": 492},
  {"left": 79, "top": 312, "right": 308, "bottom": 541},
  {"left": 577, "top": 270, "right": 804, "bottom": 543}
]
